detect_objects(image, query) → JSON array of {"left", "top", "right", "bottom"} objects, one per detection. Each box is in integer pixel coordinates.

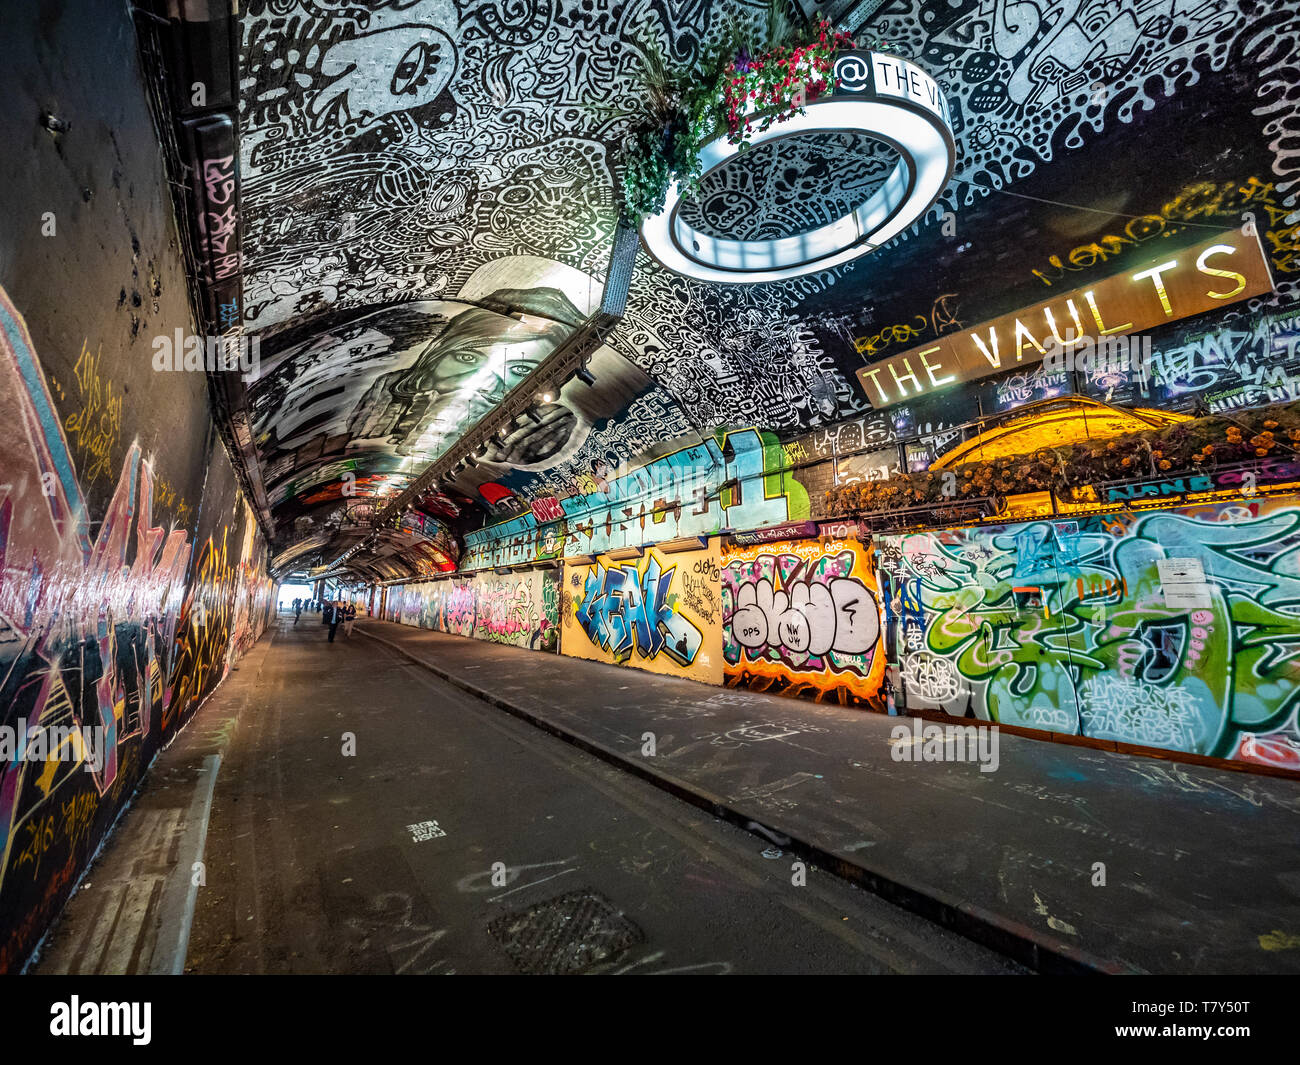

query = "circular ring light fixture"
[{"left": 641, "top": 51, "right": 956, "bottom": 283}]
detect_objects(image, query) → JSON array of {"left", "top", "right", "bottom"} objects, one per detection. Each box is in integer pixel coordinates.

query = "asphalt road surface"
[{"left": 184, "top": 619, "right": 1026, "bottom": 974}]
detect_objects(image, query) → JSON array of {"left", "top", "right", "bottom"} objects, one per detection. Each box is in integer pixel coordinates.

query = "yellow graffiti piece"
[
  {"left": 1259, "top": 929, "right": 1300, "bottom": 951},
  {"left": 63, "top": 340, "right": 124, "bottom": 484},
  {"left": 1032, "top": 177, "right": 1291, "bottom": 285},
  {"left": 154, "top": 476, "right": 194, "bottom": 529},
  {"left": 854, "top": 316, "right": 928, "bottom": 358},
  {"left": 60, "top": 791, "right": 98, "bottom": 848}
]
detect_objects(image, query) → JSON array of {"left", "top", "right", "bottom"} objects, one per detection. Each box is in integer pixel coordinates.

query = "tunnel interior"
[{"left": 3, "top": 0, "right": 1300, "bottom": 977}]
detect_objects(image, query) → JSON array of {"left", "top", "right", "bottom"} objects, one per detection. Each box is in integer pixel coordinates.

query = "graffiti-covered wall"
[
  {"left": 390, "top": 493, "right": 1300, "bottom": 773},
  {"left": 387, "top": 570, "right": 560, "bottom": 652},
  {"left": 561, "top": 544, "right": 723, "bottom": 684},
  {"left": 722, "top": 536, "right": 885, "bottom": 707},
  {"left": 0, "top": 285, "right": 275, "bottom": 973},
  {"left": 875, "top": 498, "right": 1300, "bottom": 769},
  {"left": 0, "top": 0, "right": 274, "bottom": 972},
  {"left": 463, "top": 425, "right": 816, "bottom": 570}
]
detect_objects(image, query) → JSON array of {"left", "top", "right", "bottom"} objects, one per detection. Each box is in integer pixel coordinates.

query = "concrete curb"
[
  {"left": 359, "top": 625, "right": 1138, "bottom": 976},
  {"left": 148, "top": 753, "right": 221, "bottom": 974}
]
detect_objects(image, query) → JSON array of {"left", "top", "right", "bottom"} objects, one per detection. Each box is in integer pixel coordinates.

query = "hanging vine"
[{"left": 616, "top": 4, "right": 900, "bottom": 225}]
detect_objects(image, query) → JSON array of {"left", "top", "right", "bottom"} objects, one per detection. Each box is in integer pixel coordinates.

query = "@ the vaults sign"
[{"left": 855, "top": 228, "right": 1275, "bottom": 409}]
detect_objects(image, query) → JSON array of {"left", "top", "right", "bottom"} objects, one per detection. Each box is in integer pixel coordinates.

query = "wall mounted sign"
[
  {"left": 1103, "top": 459, "right": 1300, "bottom": 505},
  {"left": 855, "top": 228, "right": 1275, "bottom": 409},
  {"left": 730, "top": 519, "right": 820, "bottom": 545},
  {"left": 641, "top": 50, "right": 956, "bottom": 283}
]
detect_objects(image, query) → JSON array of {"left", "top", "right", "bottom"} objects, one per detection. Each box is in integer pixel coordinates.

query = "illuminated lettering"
[
  {"left": 1012, "top": 318, "right": 1046, "bottom": 361},
  {"left": 860, "top": 365, "right": 889, "bottom": 404},
  {"left": 1196, "top": 244, "right": 1248, "bottom": 300},
  {"left": 889, "top": 358, "right": 922, "bottom": 397},
  {"left": 1043, "top": 299, "right": 1085, "bottom": 346},
  {"left": 1083, "top": 289, "right": 1133, "bottom": 335},
  {"left": 1130, "top": 259, "right": 1178, "bottom": 316},
  {"left": 917, "top": 346, "right": 956, "bottom": 388},
  {"left": 971, "top": 327, "right": 1001, "bottom": 369}
]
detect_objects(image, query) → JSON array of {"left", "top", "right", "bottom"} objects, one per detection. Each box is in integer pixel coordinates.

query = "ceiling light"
[{"left": 639, "top": 51, "right": 954, "bottom": 283}]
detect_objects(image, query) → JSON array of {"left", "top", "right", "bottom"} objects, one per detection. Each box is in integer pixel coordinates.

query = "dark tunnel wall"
[{"left": 0, "top": 0, "right": 274, "bottom": 972}]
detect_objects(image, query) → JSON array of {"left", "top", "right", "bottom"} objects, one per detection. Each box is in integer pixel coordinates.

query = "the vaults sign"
[{"left": 856, "top": 228, "right": 1274, "bottom": 409}]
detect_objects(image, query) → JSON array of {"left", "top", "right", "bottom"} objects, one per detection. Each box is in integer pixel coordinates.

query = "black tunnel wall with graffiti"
[{"left": 0, "top": 1, "right": 275, "bottom": 973}]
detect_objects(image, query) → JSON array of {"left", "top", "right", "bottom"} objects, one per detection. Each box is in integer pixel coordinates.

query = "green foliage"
[{"left": 614, "top": 3, "right": 850, "bottom": 225}]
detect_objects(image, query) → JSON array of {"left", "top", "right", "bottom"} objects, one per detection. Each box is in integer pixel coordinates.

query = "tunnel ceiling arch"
[{"left": 232, "top": 0, "right": 1300, "bottom": 579}]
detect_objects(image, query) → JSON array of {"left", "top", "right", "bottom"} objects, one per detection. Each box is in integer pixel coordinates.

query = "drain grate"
[{"left": 487, "top": 889, "right": 644, "bottom": 975}]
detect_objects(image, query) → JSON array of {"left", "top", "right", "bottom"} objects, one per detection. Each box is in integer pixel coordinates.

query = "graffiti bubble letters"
[
  {"left": 731, "top": 572, "right": 879, "bottom": 662},
  {"left": 576, "top": 555, "right": 703, "bottom": 667}
]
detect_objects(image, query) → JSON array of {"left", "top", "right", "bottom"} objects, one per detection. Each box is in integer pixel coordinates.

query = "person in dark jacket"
[{"left": 327, "top": 600, "right": 341, "bottom": 642}]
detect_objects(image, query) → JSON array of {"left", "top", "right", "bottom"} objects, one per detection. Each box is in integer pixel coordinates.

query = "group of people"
[{"left": 290, "top": 597, "right": 358, "bottom": 642}]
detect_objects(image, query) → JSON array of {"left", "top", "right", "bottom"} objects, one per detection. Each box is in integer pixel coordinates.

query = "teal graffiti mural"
[
  {"left": 575, "top": 556, "right": 703, "bottom": 667},
  {"left": 876, "top": 499, "right": 1300, "bottom": 768},
  {"left": 462, "top": 428, "right": 812, "bottom": 569}
]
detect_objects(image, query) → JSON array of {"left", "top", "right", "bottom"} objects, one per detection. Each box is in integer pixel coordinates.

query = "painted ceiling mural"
[{"left": 234, "top": 0, "right": 1300, "bottom": 577}]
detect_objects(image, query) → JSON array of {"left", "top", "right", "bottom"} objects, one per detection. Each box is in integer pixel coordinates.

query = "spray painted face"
[
  {"left": 426, "top": 344, "right": 537, "bottom": 402},
  {"left": 311, "top": 25, "right": 456, "bottom": 129}
]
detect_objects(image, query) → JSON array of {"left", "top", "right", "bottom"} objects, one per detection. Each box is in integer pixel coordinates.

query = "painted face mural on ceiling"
[{"left": 236, "top": 0, "right": 1300, "bottom": 575}]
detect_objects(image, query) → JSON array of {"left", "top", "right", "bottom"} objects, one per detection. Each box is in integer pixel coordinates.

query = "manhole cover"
[{"left": 487, "top": 890, "right": 644, "bottom": 975}]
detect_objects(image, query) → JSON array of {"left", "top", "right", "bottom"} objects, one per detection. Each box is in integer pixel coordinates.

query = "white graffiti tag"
[{"left": 901, "top": 653, "right": 963, "bottom": 702}]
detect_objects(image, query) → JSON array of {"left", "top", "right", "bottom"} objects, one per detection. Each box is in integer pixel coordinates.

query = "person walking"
[
  {"left": 327, "top": 600, "right": 341, "bottom": 643},
  {"left": 343, "top": 600, "right": 357, "bottom": 638},
  {"left": 294, "top": 598, "right": 303, "bottom": 625}
]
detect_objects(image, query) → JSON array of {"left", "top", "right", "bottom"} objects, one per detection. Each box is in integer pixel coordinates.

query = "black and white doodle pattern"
[
  {"left": 232, "top": 0, "right": 1300, "bottom": 572},
  {"left": 677, "top": 131, "right": 897, "bottom": 240}
]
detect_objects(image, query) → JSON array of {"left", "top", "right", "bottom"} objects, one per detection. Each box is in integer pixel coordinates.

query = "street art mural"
[
  {"left": 562, "top": 545, "right": 722, "bottom": 684},
  {"left": 0, "top": 288, "right": 273, "bottom": 972},
  {"left": 786, "top": 3, "right": 1300, "bottom": 424},
  {"left": 722, "top": 538, "right": 886, "bottom": 707},
  {"left": 875, "top": 498, "right": 1300, "bottom": 768},
  {"left": 387, "top": 569, "right": 560, "bottom": 652},
  {"left": 464, "top": 426, "right": 813, "bottom": 569},
  {"left": 236, "top": 1, "right": 1300, "bottom": 584}
]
